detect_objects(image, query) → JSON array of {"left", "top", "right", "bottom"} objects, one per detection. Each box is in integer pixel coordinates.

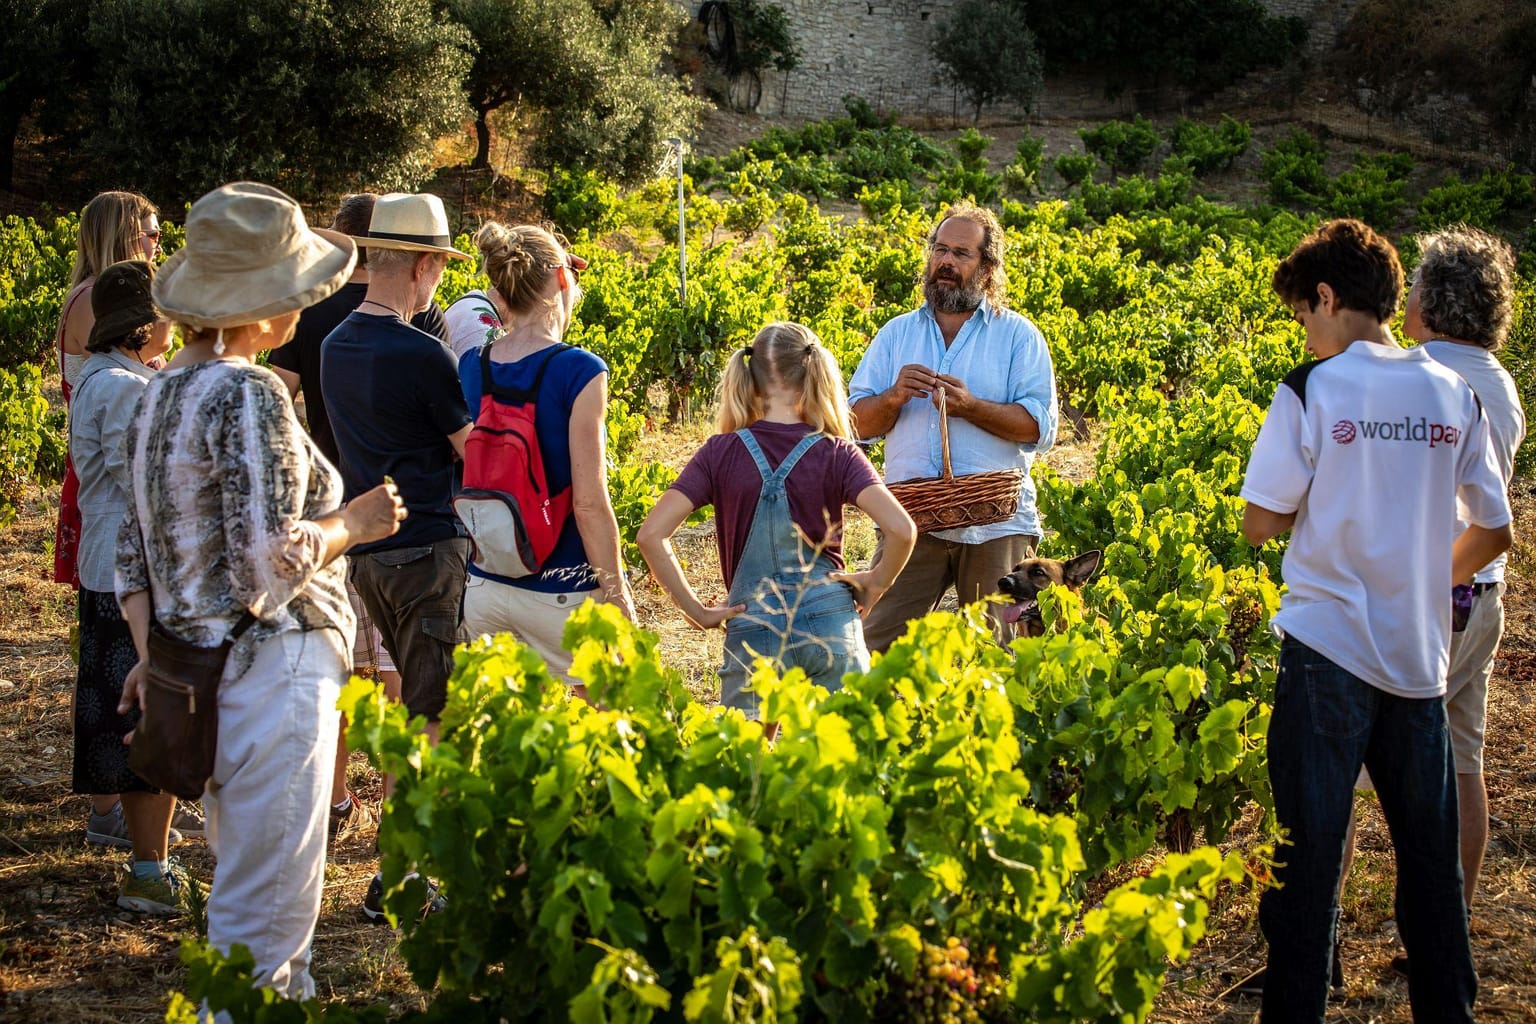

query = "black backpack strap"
[{"left": 480, "top": 343, "right": 570, "bottom": 405}]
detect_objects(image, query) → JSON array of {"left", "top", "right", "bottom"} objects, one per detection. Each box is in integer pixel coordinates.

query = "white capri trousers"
[{"left": 204, "top": 628, "right": 347, "bottom": 1002}]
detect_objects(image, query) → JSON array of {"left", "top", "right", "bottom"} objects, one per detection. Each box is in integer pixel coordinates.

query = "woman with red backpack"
[{"left": 456, "top": 223, "right": 631, "bottom": 696}]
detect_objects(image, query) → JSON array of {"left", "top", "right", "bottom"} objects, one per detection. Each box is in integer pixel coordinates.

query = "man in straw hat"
[
  {"left": 270, "top": 193, "right": 454, "bottom": 845},
  {"left": 848, "top": 201, "right": 1059, "bottom": 651},
  {"left": 319, "top": 192, "right": 474, "bottom": 922}
]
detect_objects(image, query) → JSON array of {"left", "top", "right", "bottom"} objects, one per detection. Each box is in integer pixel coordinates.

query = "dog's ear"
[{"left": 1062, "top": 550, "right": 1102, "bottom": 586}]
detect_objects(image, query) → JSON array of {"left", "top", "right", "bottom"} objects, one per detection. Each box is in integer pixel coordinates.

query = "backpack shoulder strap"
[{"left": 479, "top": 343, "right": 571, "bottom": 405}]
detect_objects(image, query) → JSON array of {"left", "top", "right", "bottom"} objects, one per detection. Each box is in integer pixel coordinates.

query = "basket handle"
[{"left": 937, "top": 385, "right": 954, "bottom": 481}]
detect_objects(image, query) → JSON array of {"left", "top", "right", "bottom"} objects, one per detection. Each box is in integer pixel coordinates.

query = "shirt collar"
[{"left": 918, "top": 296, "right": 995, "bottom": 325}]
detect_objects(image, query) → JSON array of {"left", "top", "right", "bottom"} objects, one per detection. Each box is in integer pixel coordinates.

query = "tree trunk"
[
  {"left": 0, "top": 105, "right": 22, "bottom": 194},
  {"left": 472, "top": 107, "right": 493, "bottom": 170}
]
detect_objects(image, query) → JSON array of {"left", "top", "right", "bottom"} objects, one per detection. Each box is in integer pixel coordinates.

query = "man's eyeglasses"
[{"left": 929, "top": 243, "right": 978, "bottom": 262}]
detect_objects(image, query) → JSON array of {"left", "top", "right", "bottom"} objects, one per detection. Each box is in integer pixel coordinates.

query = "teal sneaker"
[{"left": 116, "top": 861, "right": 202, "bottom": 916}]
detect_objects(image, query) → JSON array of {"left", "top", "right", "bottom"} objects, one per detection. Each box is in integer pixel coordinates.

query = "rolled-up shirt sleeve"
[
  {"left": 1010, "top": 319, "right": 1057, "bottom": 454},
  {"left": 216, "top": 375, "right": 331, "bottom": 620}
]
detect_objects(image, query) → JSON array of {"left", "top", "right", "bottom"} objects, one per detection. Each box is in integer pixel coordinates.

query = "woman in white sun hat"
[{"left": 114, "top": 182, "right": 406, "bottom": 998}]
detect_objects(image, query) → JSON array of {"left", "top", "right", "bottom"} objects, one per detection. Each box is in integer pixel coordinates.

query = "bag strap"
[{"left": 479, "top": 342, "right": 570, "bottom": 406}]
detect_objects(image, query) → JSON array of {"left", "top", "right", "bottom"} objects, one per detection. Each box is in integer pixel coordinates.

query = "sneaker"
[
  {"left": 117, "top": 861, "right": 198, "bottom": 916},
  {"left": 170, "top": 802, "right": 205, "bottom": 839},
  {"left": 86, "top": 802, "right": 184, "bottom": 848},
  {"left": 328, "top": 791, "right": 375, "bottom": 841},
  {"left": 1390, "top": 954, "right": 1409, "bottom": 980},
  {"left": 86, "top": 803, "right": 132, "bottom": 849},
  {"left": 362, "top": 872, "right": 446, "bottom": 926}
]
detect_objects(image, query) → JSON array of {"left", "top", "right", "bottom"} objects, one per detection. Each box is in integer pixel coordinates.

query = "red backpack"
[{"left": 453, "top": 344, "right": 571, "bottom": 578}]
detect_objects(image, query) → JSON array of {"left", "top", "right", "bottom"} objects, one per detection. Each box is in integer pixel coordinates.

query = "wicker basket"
[{"left": 886, "top": 388, "right": 1026, "bottom": 534}]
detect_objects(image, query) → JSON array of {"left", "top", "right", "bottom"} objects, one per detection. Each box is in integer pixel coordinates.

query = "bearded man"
[{"left": 848, "top": 202, "right": 1059, "bottom": 650}]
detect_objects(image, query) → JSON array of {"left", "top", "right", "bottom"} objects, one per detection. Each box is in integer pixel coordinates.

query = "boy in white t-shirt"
[{"left": 1240, "top": 219, "right": 1511, "bottom": 1022}]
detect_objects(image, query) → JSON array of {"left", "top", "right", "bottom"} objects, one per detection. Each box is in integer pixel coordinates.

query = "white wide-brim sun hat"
[
  {"left": 353, "top": 192, "right": 472, "bottom": 260},
  {"left": 153, "top": 182, "right": 357, "bottom": 330}
]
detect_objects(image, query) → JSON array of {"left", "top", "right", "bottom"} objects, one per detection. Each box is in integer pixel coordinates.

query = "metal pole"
[{"left": 669, "top": 136, "right": 687, "bottom": 305}]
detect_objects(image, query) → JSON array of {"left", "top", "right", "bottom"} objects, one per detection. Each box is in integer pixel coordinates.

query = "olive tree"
[
  {"left": 83, "top": 0, "right": 471, "bottom": 204},
  {"left": 931, "top": 0, "right": 1044, "bottom": 124}
]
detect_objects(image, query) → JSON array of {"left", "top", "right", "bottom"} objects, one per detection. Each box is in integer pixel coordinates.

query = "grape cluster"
[
  {"left": 1224, "top": 597, "right": 1264, "bottom": 668},
  {"left": 883, "top": 937, "right": 1006, "bottom": 1024}
]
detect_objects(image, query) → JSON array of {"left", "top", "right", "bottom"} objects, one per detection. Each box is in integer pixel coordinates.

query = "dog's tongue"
[{"left": 999, "top": 599, "right": 1037, "bottom": 624}]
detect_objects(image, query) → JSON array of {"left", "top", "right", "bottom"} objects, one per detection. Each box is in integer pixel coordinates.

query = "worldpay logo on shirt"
[{"left": 1331, "top": 417, "right": 1461, "bottom": 448}]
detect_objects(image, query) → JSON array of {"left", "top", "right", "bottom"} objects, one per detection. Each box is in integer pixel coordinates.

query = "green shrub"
[
  {"left": 338, "top": 603, "right": 1250, "bottom": 1022},
  {"left": 931, "top": 0, "right": 1044, "bottom": 123},
  {"left": 1053, "top": 152, "right": 1096, "bottom": 188},
  {"left": 1079, "top": 115, "right": 1161, "bottom": 174},
  {"left": 1417, "top": 167, "right": 1536, "bottom": 233},
  {"left": 1262, "top": 129, "right": 1328, "bottom": 206},
  {"left": 0, "top": 364, "right": 62, "bottom": 524},
  {"left": 951, "top": 127, "right": 993, "bottom": 171},
  {"left": 1170, "top": 116, "right": 1252, "bottom": 175},
  {"left": 1325, "top": 152, "right": 1414, "bottom": 227},
  {"left": 1502, "top": 280, "right": 1536, "bottom": 476},
  {"left": 1002, "top": 133, "right": 1045, "bottom": 197}
]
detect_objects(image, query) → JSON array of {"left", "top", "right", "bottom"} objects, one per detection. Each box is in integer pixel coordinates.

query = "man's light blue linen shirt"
[{"left": 848, "top": 299, "right": 1058, "bottom": 543}]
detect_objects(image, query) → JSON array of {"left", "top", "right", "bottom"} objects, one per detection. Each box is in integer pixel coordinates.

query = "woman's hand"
[
  {"left": 608, "top": 585, "right": 638, "bottom": 623},
  {"left": 829, "top": 569, "right": 890, "bottom": 619},
  {"left": 343, "top": 480, "right": 407, "bottom": 545},
  {"left": 685, "top": 600, "right": 747, "bottom": 630},
  {"left": 118, "top": 659, "right": 148, "bottom": 743}
]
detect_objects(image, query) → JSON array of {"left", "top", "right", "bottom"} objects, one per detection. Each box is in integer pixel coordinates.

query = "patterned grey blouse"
[{"left": 115, "top": 359, "right": 354, "bottom": 678}]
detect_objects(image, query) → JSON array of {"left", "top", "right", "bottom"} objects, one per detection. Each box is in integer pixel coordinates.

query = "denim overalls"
[{"left": 719, "top": 429, "right": 870, "bottom": 717}]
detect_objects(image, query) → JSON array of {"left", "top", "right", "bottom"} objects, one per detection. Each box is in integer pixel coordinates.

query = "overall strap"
[
  {"left": 767, "top": 431, "right": 826, "bottom": 485},
  {"left": 734, "top": 428, "right": 775, "bottom": 482}
]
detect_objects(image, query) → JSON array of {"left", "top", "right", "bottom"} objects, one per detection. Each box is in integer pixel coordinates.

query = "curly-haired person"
[{"left": 1240, "top": 219, "right": 1510, "bottom": 1022}]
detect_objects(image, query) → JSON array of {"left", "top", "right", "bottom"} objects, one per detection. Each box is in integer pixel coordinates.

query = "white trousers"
[
  {"left": 204, "top": 628, "right": 346, "bottom": 1002},
  {"left": 462, "top": 575, "right": 604, "bottom": 683}
]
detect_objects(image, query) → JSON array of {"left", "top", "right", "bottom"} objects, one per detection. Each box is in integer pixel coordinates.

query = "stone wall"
[{"left": 681, "top": 0, "right": 1363, "bottom": 119}]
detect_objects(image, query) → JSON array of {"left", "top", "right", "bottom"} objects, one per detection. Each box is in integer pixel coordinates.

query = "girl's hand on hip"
[{"left": 829, "top": 569, "right": 889, "bottom": 619}]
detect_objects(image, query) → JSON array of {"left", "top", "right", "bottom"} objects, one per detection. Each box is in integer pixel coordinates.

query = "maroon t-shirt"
[{"left": 671, "top": 420, "right": 884, "bottom": 590}]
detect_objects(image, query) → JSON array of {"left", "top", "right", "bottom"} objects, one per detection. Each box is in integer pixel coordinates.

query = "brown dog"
[{"left": 996, "top": 550, "right": 1102, "bottom": 636}]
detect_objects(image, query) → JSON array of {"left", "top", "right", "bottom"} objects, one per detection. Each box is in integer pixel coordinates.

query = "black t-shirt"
[
  {"left": 320, "top": 311, "right": 472, "bottom": 553},
  {"left": 270, "top": 282, "right": 448, "bottom": 465}
]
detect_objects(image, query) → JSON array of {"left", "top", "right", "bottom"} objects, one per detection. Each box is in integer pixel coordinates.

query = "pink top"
[{"left": 671, "top": 420, "right": 883, "bottom": 589}]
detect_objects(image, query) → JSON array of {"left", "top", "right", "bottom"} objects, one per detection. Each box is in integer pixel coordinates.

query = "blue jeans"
[{"left": 1260, "top": 638, "right": 1476, "bottom": 1022}]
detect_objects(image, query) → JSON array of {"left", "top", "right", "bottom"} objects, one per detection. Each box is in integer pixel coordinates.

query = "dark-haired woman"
[{"left": 67, "top": 259, "right": 181, "bottom": 911}]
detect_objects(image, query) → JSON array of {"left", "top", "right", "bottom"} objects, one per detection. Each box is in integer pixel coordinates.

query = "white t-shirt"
[
  {"left": 1422, "top": 340, "right": 1526, "bottom": 584},
  {"left": 1241, "top": 340, "right": 1511, "bottom": 698},
  {"left": 443, "top": 289, "right": 502, "bottom": 363}
]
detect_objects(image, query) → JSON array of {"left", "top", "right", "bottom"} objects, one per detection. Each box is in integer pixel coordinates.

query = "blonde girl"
[{"left": 638, "top": 323, "right": 916, "bottom": 718}]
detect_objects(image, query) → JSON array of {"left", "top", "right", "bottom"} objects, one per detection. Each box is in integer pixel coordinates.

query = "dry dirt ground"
[{"left": 1, "top": 409, "right": 1532, "bottom": 1022}]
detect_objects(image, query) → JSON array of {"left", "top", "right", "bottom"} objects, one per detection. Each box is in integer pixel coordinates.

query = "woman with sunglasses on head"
[
  {"left": 56, "top": 191, "right": 162, "bottom": 592},
  {"left": 456, "top": 223, "right": 630, "bottom": 695}
]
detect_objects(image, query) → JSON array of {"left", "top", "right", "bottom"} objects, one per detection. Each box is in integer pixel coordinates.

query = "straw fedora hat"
[
  {"left": 153, "top": 182, "right": 356, "bottom": 330},
  {"left": 354, "top": 192, "right": 472, "bottom": 260}
]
